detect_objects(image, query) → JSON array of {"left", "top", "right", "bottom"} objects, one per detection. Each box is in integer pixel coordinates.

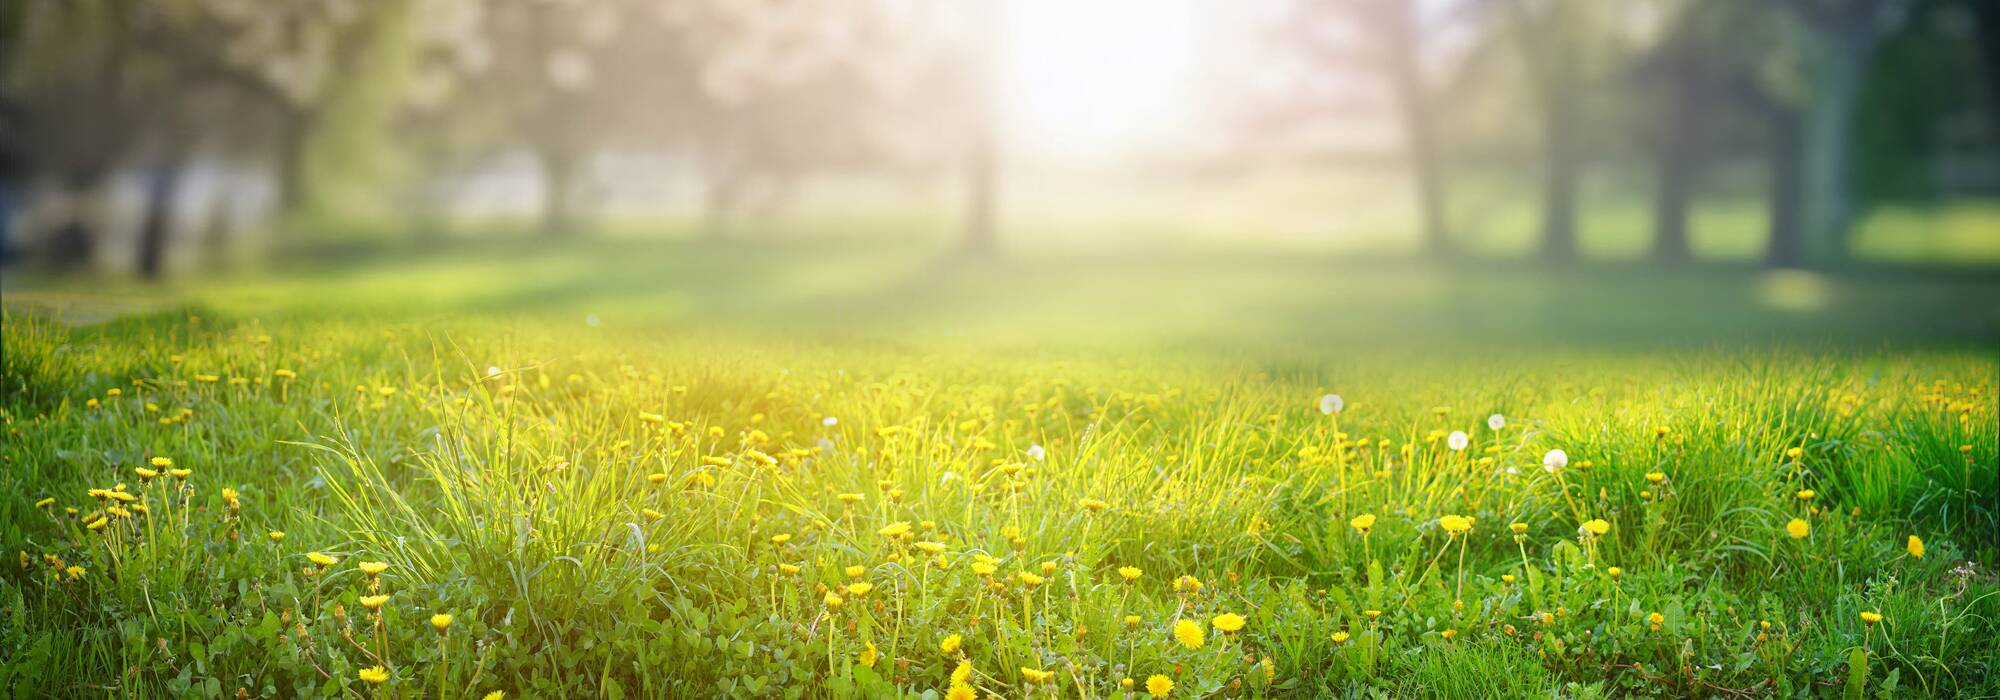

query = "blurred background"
[{"left": 0, "top": 0, "right": 1997, "bottom": 323}]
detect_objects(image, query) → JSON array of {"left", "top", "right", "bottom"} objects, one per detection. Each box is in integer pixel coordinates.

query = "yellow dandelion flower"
[
  {"left": 857, "top": 642, "right": 878, "bottom": 668},
  {"left": 1579, "top": 519, "right": 1611, "bottom": 537},
  {"left": 268, "top": 531, "right": 285, "bottom": 543},
  {"left": 358, "top": 666, "right": 389, "bottom": 684},
  {"left": 1796, "top": 489, "right": 1816, "bottom": 501},
  {"left": 1907, "top": 535, "right": 1924, "bottom": 558},
  {"left": 1441, "top": 629, "right": 1457, "bottom": 640},
  {"left": 307, "top": 552, "right": 337, "bottom": 567},
  {"left": 878, "top": 521, "right": 912, "bottom": 538},
  {"left": 1172, "top": 619, "right": 1205, "bottom": 649},
  {"left": 1860, "top": 611, "right": 1882, "bottom": 624},
  {"left": 1118, "top": 566, "right": 1142, "bottom": 582},
  {"left": 1349, "top": 513, "right": 1376, "bottom": 534},
  {"left": 1020, "top": 667, "right": 1053, "bottom": 684},
  {"left": 846, "top": 582, "right": 874, "bottom": 596},
  {"left": 359, "top": 594, "right": 390, "bottom": 610},
  {"left": 358, "top": 561, "right": 388, "bottom": 576},
  {"left": 1607, "top": 566, "right": 1622, "bottom": 578},
  {"left": 1645, "top": 472, "right": 1666, "bottom": 484},
  {"left": 1786, "top": 518, "right": 1810, "bottom": 539},
  {"left": 940, "top": 633, "right": 962, "bottom": 654},
  {"left": 770, "top": 533, "right": 792, "bottom": 545},
  {"left": 1017, "top": 571, "right": 1045, "bottom": 587},
  {"left": 951, "top": 659, "right": 973, "bottom": 685},
  {"left": 431, "top": 613, "right": 453, "bottom": 632},
  {"left": 844, "top": 565, "right": 866, "bottom": 579},
  {"left": 824, "top": 592, "right": 844, "bottom": 609},
  {"left": 1332, "top": 630, "right": 1350, "bottom": 643},
  {"left": 151, "top": 457, "right": 173, "bottom": 468},
  {"left": 1439, "top": 515, "right": 1472, "bottom": 534},
  {"left": 1146, "top": 674, "right": 1174, "bottom": 698},
  {"left": 945, "top": 684, "right": 975, "bottom": 700},
  {"left": 1212, "top": 613, "right": 1246, "bottom": 633}
]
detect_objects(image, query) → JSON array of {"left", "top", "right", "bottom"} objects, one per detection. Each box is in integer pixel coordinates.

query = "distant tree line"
[
  {"left": 0, "top": 0, "right": 1993, "bottom": 276},
  {"left": 1257, "top": 0, "right": 1997, "bottom": 268}
]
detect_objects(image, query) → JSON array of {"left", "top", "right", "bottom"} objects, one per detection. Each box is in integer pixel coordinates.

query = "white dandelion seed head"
[
  {"left": 1318, "top": 394, "right": 1344, "bottom": 415},
  {"left": 1026, "top": 444, "right": 1046, "bottom": 461},
  {"left": 1447, "top": 431, "right": 1469, "bottom": 451},
  {"left": 585, "top": 313, "right": 600, "bottom": 327},
  {"left": 1488, "top": 414, "right": 1505, "bottom": 430},
  {"left": 822, "top": 416, "right": 838, "bottom": 427},
  {"left": 485, "top": 366, "right": 502, "bottom": 378},
  {"left": 1543, "top": 449, "right": 1568, "bottom": 473}
]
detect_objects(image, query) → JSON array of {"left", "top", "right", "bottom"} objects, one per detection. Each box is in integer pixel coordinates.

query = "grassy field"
[{"left": 3, "top": 241, "right": 1998, "bottom": 698}]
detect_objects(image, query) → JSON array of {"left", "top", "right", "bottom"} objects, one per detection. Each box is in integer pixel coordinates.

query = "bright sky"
[{"left": 998, "top": 0, "right": 1204, "bottom": 163}]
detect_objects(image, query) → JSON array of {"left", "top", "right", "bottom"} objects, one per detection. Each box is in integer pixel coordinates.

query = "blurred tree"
[
  {"left": 667, "top": 0, "right": 906, "bottom": 240},
  {"left": 1854, "top": 0, "right": 1991, "bottom": 204},
  {"left": 140, "top": 0, "right": 416, "bottom": 218},
  {"left": 1974, "top": 0, "right": 2000, "bottom": 137},
  {"left": 1500, "top": 0, "right": 1609, "bottom": 262},
  {"left": 1776, "top": 0, "right": 1912, "bottom": 264},
  {"left": 1237, "top": 1, "right": 1491, "bottom": 257},
  {"left": 1634, "top": 1, "right": 1779, "bottom": 263},
  {"left": 470, "top": 0, "right": 648, "bottom": 237},
  {"left": 957, "top": 2, "right": 1001, "bottom": 256},
  {"left": 1, "top": 0, "right": 312, "bottom": 275},
  {"left": 1, "top": 1, "right": 156, "bottom": 268},
  {"left": 1286, "top": 1, "right": 1468, "bottom": 256}
]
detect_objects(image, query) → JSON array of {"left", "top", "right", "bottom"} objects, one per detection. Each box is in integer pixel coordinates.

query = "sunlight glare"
[{"left": 1000, "top": 0, "right": 1202, "bottom": 163}]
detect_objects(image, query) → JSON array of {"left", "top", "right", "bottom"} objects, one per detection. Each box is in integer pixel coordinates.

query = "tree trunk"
[
  {"left": 137, "top": 156, "right": 188, "bottom": 279},
  {"left": 47, "top": 173, "right": 107, "bottom": 270},
  {"left": 1765, "top": 107, "right": 1807, "bottom": 268},
  {"left": 1386, "top": 10, "right": 1449, "bottom": 256},
  {"left": 1539, "top": 108, "right": 1580, "bottom": 261},
  {"left": 962, "top": 129, "right": 996, "bottom": 255},
  {"left": 1800, "top": 27, "right": 1873, "bottom": 264},
  {"left": 1651, "top": 86, "right": 1704, "bottom": 263},
  {"left": 537, "top": 144, "right": 578, "bottom": 237},
  {"left": 274, "top": 114, "right": 311, "bottom": 216},
  {"left": 961, "top": 4, "right": 1001, "bottom": 256},
  {"left": 703, "top": 164, "right": 743, "bottom": 240}
]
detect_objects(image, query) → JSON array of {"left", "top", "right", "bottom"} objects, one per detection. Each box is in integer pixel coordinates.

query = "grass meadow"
[{"left": 3, "top": 241, "right": 1998, "bottom": 698}]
